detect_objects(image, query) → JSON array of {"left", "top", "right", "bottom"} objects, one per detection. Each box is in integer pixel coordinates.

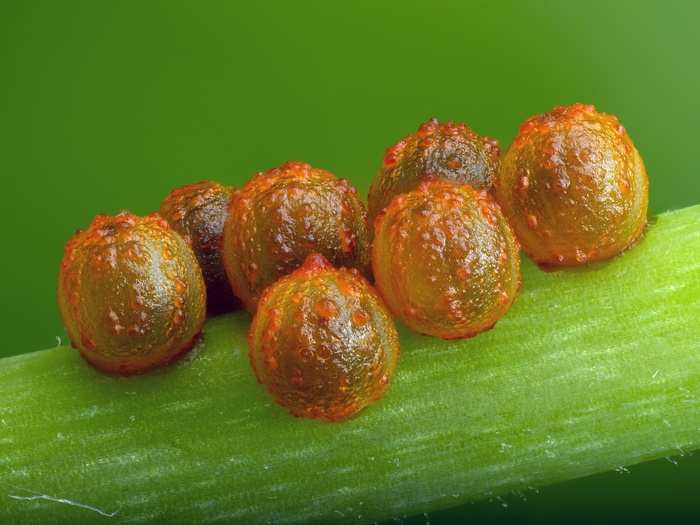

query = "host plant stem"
[{"left": 1, "top": 206, "right": 700, "bottom": 524}]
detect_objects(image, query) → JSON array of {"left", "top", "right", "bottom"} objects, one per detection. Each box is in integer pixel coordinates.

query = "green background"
[{"left": 1, "top": 0, "right": 699, "bottom": 523}]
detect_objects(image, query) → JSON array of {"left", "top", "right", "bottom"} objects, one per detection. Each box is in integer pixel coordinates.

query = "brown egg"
[
  {"left": 223, "top": 161, "right": 370, "bottom": 312},
  {"left": 494, "top": 103, "right": 649, "bottom": 268},
  {"left": 57, "top": 212, "right": 206, "bottom": 375},
  {"left": 373, "top": 179, "right": 520, "bottom": 339},
  {"left": 249, "top": 254, "right": 399, "bottom": 422},
  {"left": 159, "top": 181, "right": 240, "bottom": 313},
  {"left": 368, "top": 117, "right": 499, "bottom": 226}
]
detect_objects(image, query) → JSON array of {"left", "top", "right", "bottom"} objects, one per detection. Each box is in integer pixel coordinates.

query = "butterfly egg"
[
  {"left": 368, "top": 117, "right": 500, "bottom": 227},
  {"left": 248, "top": 253, "right": 399, "bottom": 422},
  {"left": 57, "top": 211, "right": 206, "bottom": 375},
  {"left": 372, "top": 179, "right": 521, "bottom": 340},
  {"left": 494, "top": 103, "right": 649, "bottom": 268},
  {"left": 223, "top": 161, "right": 370, "bottom": 312},
  {"left": 159, "top": 180, "right": 241, "bottom": 314}
]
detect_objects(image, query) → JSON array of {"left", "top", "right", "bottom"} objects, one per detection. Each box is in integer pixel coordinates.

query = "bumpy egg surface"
[
  {"left": 223, "top": 161, "right": 370, "bottom": 311},
  {"left": 368, "top": 118, "right": 499, "bottom": 226},
  {"left": 160, "top": 181, "right": 240, "bottom": 313},
  {"left": 58, "top": 212, "right": 206, "bottom": 374},
  {"left": 373, "top": 179, "right": 520, "bottom": 339},
  {"left": 494, "top": 103, "right": 648, "bottom": 267},
  {"left": 248, "top": 253, "right": 399, "bottom": 421}
]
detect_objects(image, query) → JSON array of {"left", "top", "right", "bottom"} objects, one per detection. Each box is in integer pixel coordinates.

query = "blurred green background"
[{"left": 1, "top": 0, "right": 699, "bottom": 523}]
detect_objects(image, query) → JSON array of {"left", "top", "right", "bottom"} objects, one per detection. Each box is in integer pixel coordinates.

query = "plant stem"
[{"left": 1, "top": 206, "right": 700, "bottom": 525}]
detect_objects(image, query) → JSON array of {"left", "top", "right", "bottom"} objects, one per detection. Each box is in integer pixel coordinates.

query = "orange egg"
[
  {"left": 368, "top": 118, "right": 499, "bottom": 226},
  {"left": 373, "top": 179, "right": 520, "bottom": 339},
  {"left": 494, "top": 104, "right": 649, "bottom": 268},
  {"left": 248, "top": 254, "right": 399, "bottom": 422},
  {"left": 223, "top": 161, "right": 370, "bottom": 312},
  {"left": 57, "top": 212, "right": 206, "bottom": 374}
]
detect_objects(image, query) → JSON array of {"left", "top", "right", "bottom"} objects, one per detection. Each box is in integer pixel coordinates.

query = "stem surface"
[{"left": 1, "top": 206, "right": 699, "bottom": 524}]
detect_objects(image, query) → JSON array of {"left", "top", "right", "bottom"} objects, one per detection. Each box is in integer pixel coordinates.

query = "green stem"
[{"left": 2, "top": 206, "right": 700, "bottom": 525}]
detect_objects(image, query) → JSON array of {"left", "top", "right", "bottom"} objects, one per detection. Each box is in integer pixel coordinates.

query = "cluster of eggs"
[{"left": 58, "top": 104, "right": 648, "bottom": 421}]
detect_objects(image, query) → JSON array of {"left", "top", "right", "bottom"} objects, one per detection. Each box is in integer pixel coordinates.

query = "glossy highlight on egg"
[
  {"left": 159, "top": 181, "right": 240, "bottom": 313},
  {"left": 248, "top": 253, "right": 400, "bottom": 421},
  {"left": 494, "top": 103, "right": 649, "bottom": 268},
  {"left": 57, "top": 212, "right": 207, "bottom": 375},
  {"left": 223, "top": 161, "right": 371, "bottom": 312},
  {"left": 368, "top": 117, "right": 500, "bottom": 226},
  {"left": 372, "top": 179, "right": 521, "bottom": 339}
]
